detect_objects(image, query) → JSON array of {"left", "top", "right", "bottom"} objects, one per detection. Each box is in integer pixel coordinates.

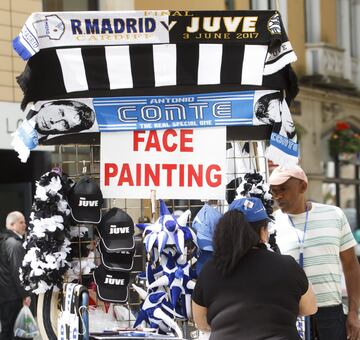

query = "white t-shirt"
[{"left": 274, "top": 202, "right": 357, "bottom": 307}]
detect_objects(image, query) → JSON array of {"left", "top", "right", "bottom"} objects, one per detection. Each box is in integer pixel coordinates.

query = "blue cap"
[
  {"left": 192, "top": 204, "right": 222, "bottom": 251},
  {"left": 228, "top": 197, "right": 270, "bottom": 224}
]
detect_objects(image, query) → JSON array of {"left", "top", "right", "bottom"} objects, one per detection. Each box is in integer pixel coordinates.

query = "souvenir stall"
[{"left": 11, "top": 8, "right": 300, "bottom": 340}]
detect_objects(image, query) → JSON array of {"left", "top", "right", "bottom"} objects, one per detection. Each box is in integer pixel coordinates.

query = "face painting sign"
[{"left": 100, "top": 127, "right": 226, "bottom": 199}]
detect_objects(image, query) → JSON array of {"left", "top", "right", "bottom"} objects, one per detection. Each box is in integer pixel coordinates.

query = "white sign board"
[
  {"left": 101, "top": 127, "right": 227, "bottom": 199},
  {"left": 0, "top": 101, "right": 53, "bottom": 152}
]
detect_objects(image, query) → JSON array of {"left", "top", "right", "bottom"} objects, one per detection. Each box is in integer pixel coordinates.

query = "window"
[
  {"left": 225, "top": 0, "right": 235, "bottom": 10},
  {"left": 250, "top": 0, "right": 288, "bottom": 30},
  {"left": 350, "top": 0, "right": 359, "bottom": 58},
  {"left": 305, "top": 0, "right": 321, "bottom": 43},
  {"left": 322, "top": 137, "right": 360, "bottom": 232},
  {"left": 43, "top": 0, "right": 98, "bottom": 11},
  {"left": 250, "top": 0, "right": 277, "bottom": 10}
]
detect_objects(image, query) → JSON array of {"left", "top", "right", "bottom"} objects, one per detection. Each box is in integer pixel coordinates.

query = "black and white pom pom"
[
  {"left": 235, "top": 171, "right": 280, "bottom": 253},
  {"left": 236, "top": 171, "right": 274, "bottom": 220},
  {"left": 20, "top": 170, "right": 72, "bottom": 294}
]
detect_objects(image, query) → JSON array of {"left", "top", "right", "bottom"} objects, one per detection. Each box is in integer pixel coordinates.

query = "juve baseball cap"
[
  {"left": 229, "top": 197, "right": 270, "bottom": 226},
  {"left": 98, "top": 241, "right": 135, "bottom": 271},
  {"left": 268, "top": 165, "right": 308, "bottom": 185},
  {"left": 98, "top": 208, "right": 135, "bottom": 252},
  {"left": 93, "top": 264, "right": 129, "bottom": 303},
  {"left": 67, "top": 176, "right": 103, "bottom": 224}
]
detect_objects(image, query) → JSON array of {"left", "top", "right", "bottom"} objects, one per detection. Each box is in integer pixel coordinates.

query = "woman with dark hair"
[{"left": 192, "top": 197, "right": 317, "bottom": 340}]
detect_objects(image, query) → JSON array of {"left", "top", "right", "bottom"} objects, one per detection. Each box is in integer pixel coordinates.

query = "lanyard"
[{"left": 288, "top": 206, "right": 309, "bottom": 268}]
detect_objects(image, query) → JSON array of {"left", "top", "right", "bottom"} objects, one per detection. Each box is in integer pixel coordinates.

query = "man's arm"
[{"left": 340, "top": 247, "right": 360, "bottom": 339}]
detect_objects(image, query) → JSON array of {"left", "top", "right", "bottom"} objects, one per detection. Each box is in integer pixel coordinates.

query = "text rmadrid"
[{"left": 70, "top": 18, "right": 156, "bottom": 35}]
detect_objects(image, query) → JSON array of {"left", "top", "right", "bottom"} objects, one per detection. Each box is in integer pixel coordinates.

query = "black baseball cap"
[
  {"left": 93, "top": 265, "right": 129, "bottom": 303},
  {"left": 97, "top": 208, "right": 135, "bottom": 251},
  {"left": 98, "top": 241, "right": 135, "bottom": 271},
  {"left": 67, "top": 176, "right": 103, "bottom": 224}
]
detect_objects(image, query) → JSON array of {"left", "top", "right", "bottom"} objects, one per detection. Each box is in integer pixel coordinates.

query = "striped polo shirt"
[{"left": 274, "top": 202, "right": 357, "bottom": 307}]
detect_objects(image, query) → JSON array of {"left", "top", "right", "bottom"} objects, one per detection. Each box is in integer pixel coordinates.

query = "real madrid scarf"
[{"left": 13, "top": 10, "right": 298, "bottom": 110}]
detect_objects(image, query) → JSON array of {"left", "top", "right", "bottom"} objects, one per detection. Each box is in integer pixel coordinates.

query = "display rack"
[{"left": 52, "top": 138, "right": 268, "bottom": 340}]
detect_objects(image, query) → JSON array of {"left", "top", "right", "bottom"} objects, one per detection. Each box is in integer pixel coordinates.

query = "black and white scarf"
[{"left": 13, "top": 10, "right": 298, "bottom": 110}]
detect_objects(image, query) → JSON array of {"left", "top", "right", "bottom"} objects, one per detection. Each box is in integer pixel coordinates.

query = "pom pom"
[{"left": 20, "top": 170, "right": 71, "bottom": 294}]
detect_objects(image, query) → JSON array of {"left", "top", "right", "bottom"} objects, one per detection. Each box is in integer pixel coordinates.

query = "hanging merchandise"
[
  {"left": 192, "top": 204, "right": 223, "bottom": 274},
  {"left": 67, "top": 176, "right": 104, "bottom": 224},
  {"left": 133, "top": 200, "right": 197, "bottom": 336},
  {"left": 67, "top": 251, "right": 97, "bottom": 283},
  {"left": 12, "top": 90, "right": 298, "bottom": 169},
  {"left": 234, "top": 171, "right": 280, "bottom": 253},
  {"left": 257, "top": 93, "right": 298, "bottom": 167},
  {"left": 94, "top": 90, "right": 277, "bottom": 132},
  {"left": 93, "top": 265, "right": 130, "bottom": 303},
  {"left": 11, "top": 98, "right": 97, "bottom": 163},
  {"left": 145, "top": 255, "right": 197, "bottom": 319},
  {"left": 20, "top": 169, "right": 72, "bottom": 294},
  {"left": 98, "top": 241, "right": 135, "bottom": 271},
  {"left": 57, "top": 283, "right": 89, "bottom": 340},
  {"left": 226, "top": 141, "right": 251, "bottom": 204},
  {"left": 69, "top": 225, "right": 91, "bottom": 259},
  {"left": 67, "top": 225, "right": 97, "bottom": 281},
  {"left": 235, "top": 171, "right": 274, "bottom": 219},
  {"left": 12, "top": 9, "right": 300, "bottom": 169},
  {"left": 97, "top": 207, "right": 135, "bottom": 251},
  {"left": 36, "top": 288, "right": 61, "bottom": 340},
  {"left": 12, "top": 11, "right": 170, "bottom": 59},
  {"left": 132, "top": 286, "right": 184, "bottom": 338},
  {"left": 137, "top": 201, "right": 196, "bottom": 259},
  {"left": 93, "top": 207, "right": 136, "bottom": 304},
  {"left": 13, "top": 11, "right": 297, "bottom": 110}
]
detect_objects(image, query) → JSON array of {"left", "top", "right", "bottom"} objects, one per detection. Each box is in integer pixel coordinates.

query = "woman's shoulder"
[
  {"left": 276, "top": 253, "right": 304, "bottom": 274},
  {"left": 200, "top": 258, "right": 217, "bottom": 273},
  {"left": 262, "top": 252, "right": 306, "bottom": 286},
  {"left": 196, "top": 259, "right": 223, "bottom": 282},
  {"left": 263, "top": 249, "right": 299, "bottom": 266}
]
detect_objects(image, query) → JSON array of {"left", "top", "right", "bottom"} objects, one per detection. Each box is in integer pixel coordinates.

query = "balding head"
[{"left": 6, "top": 211, "right": 26, "bottom": 236}]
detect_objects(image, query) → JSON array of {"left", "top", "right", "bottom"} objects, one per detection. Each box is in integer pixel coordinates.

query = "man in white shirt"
[{"left": 269, "top": 165, "right": 360, "bottom": 340}]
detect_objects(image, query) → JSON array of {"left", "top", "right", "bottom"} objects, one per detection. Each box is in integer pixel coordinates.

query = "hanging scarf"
[{"left": 12, "top": 90, "right": 298, "bottom": 168}]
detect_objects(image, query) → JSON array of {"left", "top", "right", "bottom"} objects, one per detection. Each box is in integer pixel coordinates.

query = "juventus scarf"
[
  {"left": 12, "top": 90, "right": 298, "bottom": 167},
  {"left": 13, "top": 10, "right": 298, "bottom": 109}
]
